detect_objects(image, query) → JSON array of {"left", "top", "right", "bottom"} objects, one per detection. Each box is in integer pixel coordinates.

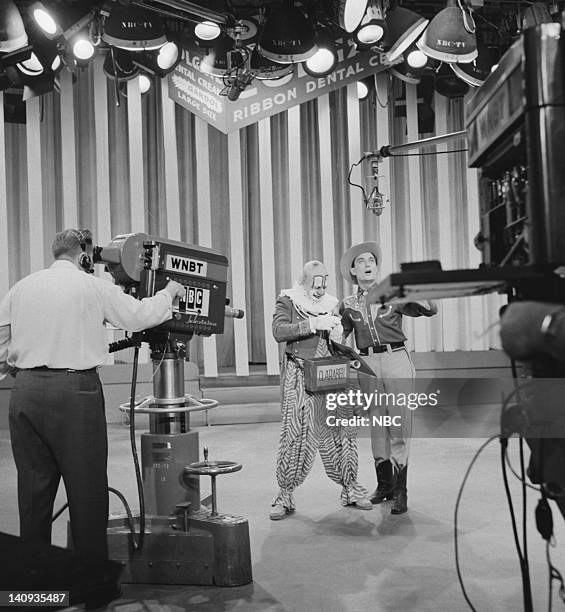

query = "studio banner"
[{"left": 168, "top": 37, "right": 392, "bottom": 134}]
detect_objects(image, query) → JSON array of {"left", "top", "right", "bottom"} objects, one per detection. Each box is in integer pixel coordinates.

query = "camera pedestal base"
[{"left": 106, "top": 511, "right": 252, "bottom": 586}]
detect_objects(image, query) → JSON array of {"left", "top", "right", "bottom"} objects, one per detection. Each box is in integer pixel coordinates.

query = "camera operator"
[
  {"left": 500, "top": 301, "right": 565, "bottom": 362},
  {"left": 0, "top": 229, "right": 185, "bottom": 568}
]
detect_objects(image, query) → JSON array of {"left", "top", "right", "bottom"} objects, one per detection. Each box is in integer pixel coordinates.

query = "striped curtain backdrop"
[{"left": 0, "top": 62, "right": 504, "bottom": 377}]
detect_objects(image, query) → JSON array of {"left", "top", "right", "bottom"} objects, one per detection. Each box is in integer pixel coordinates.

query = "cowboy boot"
[
  {"left": 391, "top": 465, "right": 408, "bottom": 515},
  {"left": 369, "top": 458, "right": 394, "bottom": 504}
]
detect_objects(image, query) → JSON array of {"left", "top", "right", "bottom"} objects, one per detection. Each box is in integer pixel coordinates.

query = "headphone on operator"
[{"left": 70, "top": 229, "right": 93, "bottom": 272}]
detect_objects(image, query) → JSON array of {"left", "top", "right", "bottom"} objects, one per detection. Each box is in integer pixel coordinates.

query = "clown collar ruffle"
[{"left": 280, "top": 286, "right": 338, "bottom": 316}]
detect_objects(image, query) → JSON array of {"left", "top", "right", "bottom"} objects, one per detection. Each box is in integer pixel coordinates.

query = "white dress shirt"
[{"left": 0, "top": 260, "right": 173, "bottom": 375}]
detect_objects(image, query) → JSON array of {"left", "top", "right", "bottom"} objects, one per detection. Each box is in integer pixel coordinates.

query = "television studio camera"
[
  {"left": 364, "top": 19, "right": 565, "bottom": 611},
  {"left": 90, "top": 233, "right": 251, "bottom": 587}
]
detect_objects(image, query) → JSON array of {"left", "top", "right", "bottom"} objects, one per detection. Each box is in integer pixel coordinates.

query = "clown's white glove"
[
  {"left": 310, "top": 314, "right": 341, "bottom": 332},
  {"left": 329, "top": 324, "right": 344, "bottom": 342}
]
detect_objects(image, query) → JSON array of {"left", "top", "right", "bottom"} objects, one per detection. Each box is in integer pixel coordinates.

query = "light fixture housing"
[
  {"left": 102, "top": 5, "right": 167, "bottom": 51},
  {"left": 194, "top": 20, "right": 222, "bottom": 43},
  {"left": 72, "top": 37, "right": 96, "bottom": 63},
  {"left": 132, "top": 40, "right": 181, "bottom": 77},
  {"left": 30, "top": 2, "right": 94, "bottom": 42},
  {"left": 390, "top": 62, "right": 422, "bottom": 84},
  {"left": 390, "top": 56, "right": 438, "bottom": 85},
  {"left": 406, "top": 45, "right": 428, "bottom": 69},
  {"left": 353, "top": 0, "right": 386, "bottom": 49},
  {"left": 385, "top": 7, "right": 429, "bottom": 63},
  {"left": 259, "top": 4, "right": 317, "bottom": 64},
  {"left": 435, "top": 61, "right": 469, "bottom": 97},
  {"left": 17, "top": 52, "right": 44, "bottom": 77},
  {"left": 327, "top": 0, "right": 370, "bottom": 34},
  {"left": 118, "top": 73, "right": 153, "bottom": 97},
  {"left": 357, "top": 76, "right": 372, "bottom": 100},
  {"left": 417, "top": 0, "right": 477, "bottom": 64},
  {"left": 303, "top": 30, "right": 337, "bottom": 77},
  {"left": 0, "top": 0, "right": 28, "bottom": 52},
  {"left": 24, "top": 31, "right": 63, "bottom": 74},
  {"left": 249, "top": 48, "right": 294, "bottom": 80},
  {"left": 450, "top": 40, "right": 498, "bottom": 86}
]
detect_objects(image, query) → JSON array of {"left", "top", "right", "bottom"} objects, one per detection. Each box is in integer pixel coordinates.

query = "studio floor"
[{"left": 1, "top": 418, "right": 564, "bottom": 612}]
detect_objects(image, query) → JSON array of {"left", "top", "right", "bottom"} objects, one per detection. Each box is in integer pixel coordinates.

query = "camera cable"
[{"left": 454, "top": 434, "right": 500, "bottom": 611}]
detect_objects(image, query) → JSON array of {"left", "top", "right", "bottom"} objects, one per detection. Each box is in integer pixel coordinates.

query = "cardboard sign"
[{"left": 168, "top": 37, "right": 392, "bottom": 133}]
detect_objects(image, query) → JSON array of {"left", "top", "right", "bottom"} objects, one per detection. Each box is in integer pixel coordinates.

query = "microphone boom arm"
[{"left": 368, "top": 130, "right": 468, "bottom": 159}]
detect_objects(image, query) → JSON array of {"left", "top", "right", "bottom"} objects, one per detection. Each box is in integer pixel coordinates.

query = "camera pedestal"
[{"left": 105, "top": 343, "right": 252, "bottom": 586}]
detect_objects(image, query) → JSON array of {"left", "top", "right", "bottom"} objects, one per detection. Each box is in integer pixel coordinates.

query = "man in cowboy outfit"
[{"left": 339, "top": 242, "right": 437, "bottom": 514}]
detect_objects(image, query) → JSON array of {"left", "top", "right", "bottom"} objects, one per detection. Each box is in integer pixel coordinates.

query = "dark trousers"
[{"left": 9, "top": 369, "right": 109, "bottom": 563}]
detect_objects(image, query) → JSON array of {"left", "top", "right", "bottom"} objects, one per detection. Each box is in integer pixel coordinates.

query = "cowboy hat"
[{"left": 339, "top": 241, "right": 382, "bottom": 284}]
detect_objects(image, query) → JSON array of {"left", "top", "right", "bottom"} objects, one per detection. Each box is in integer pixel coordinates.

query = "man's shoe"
[
  {"left": 390, "top": 465, "right": 408, "bottom": 515},
  {"left": 269, "top": 504, "right": 290, "bottom": 520},
  {"left": 391, "top": 490, "right": 407, "bottom": 514},
  {"left": 353, "top": 497, "right": 373, "bottom": 510},
  {"left": 370, "top": 488, "right": 394, "bottom": 504},
  {"left": 370, "top": 458, "right": 394, "bottom": 504}
]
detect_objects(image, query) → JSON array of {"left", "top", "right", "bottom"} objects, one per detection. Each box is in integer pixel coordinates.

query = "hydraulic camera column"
[{"left": 138, "top": 338, "right": 204, "bottom": 517}]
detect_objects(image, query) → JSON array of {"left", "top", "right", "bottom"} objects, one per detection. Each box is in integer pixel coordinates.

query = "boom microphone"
[
  {"left": 225, "top": 305, "right": 244, "bottom": 319},
  {"left": 227, "top": 70, "right": 254, "bottom": 101}
]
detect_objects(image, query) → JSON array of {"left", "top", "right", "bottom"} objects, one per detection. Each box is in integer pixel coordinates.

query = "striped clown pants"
[{"left": 272, "top": 355, "right": 368, "bottom": 511}]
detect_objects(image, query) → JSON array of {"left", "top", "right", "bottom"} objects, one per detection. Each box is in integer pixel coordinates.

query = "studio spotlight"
[
  {"left": 259, "top": 2, "right": 317, "bottom": 64},
  {"left": 390, "top": 56, "right": 437, "bottom": 85},
  {"left": 435, "top": 62, "right": 469, "bottom": 98},
  {"left": 385, "top": 7, "right": 429, "bottom": 63},
  {"left": 17, "top": 52, "right": 44, "bottom": 77},
  {"left": 417, "top": 0, "right": 477, "bottom": 64},
  {"left": 353, "top": 0, "right": 386, "bottom": 49},
  {"left": 102, "top": 5, "right": 167, "bottom": 51},
  {"left": 390, "top": 62, "right": 421, "bottom": 84},
  {"left": 30, "top": 2, "right": 94, "bottom": 42},
  {"left": 6, "top": 44, "right": 58, "bottom": 99},
  {"left": 51, "top": 54, "right": 61, "bottom": 72},
  {"left": 357, "top": 76, "right": 372, "bottom": 100},
  {"left": 25, "top": 33, "right": 62, "bottom": 74},
  {"left": 303, "top": 30, "right": 337, "bottom": 77},
  {"left": 450, "top": 40, "right": 499, "bottom": 86},
  {"left": 138, "top": 74, "right": 152, "bottom": 94},
  {"left": 327, "top": 0, "right": 369, "bottom": 34},
  {"left": 156, "top": 41, "right": 181, "bottom": 72},
  {"left": 0, "top": 0, "right": 28, "bottom": 52},
  {"left": 118, "top": 73, "right": 153, "bottom": 97},
  {"left": 132, "top": 40, "right": 181, "bottom": 77},
  {"left": 194, "top": 21, "right": 222, "bottom": 43},
  {"left": 32, "top": 6, "right": 57, "bottom": 37},
  {"left": 72, "top": 38, "right": 96, "bottom": 62},
  {"left": 405, "top": 45, "right": 428, "bottom": 69},
  {"left": 249, "top": 48, "right": 294, "bottom": 80}
]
